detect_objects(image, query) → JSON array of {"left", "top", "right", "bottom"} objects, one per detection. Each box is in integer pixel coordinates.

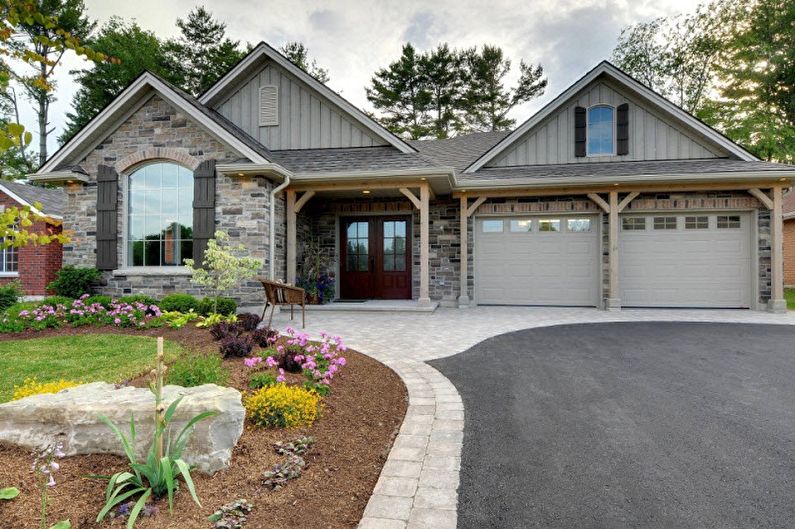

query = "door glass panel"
[
  {"left": 510, "top": 219, "right": 532, "bottom": 232},
  {"left": 567, "top": 218, "right": 592, "bottom": 232},
  {"left": 383, "top": 220, "right": 407, "bottom": 272},
  {"left": 482, "top": 220, "right": 504, "bottom": 233},
  {"left": 538, "top": 219, "right": 561, "bottom": 232},
  {"left": 345, "top": 221, "right": 369, "bottom": 272}
]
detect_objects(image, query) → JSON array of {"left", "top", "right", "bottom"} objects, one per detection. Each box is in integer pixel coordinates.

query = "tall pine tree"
[
  {"left": 421, "top": 43, "right": 464, "bottom": 138},
  {"left": 280, "top": 41, "right": 330, "bottom": 83}
]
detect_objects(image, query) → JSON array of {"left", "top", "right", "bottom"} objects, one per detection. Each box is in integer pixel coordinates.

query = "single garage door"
[
  {"left": 620, "top": 213, "right": 752, "bottom": 308},
  {"left": 475, "top": 216, "right": 600, "bottom": 306}
]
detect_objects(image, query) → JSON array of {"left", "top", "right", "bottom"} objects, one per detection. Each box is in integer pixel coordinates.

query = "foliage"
[
  {"left": 209, "top": 321, "right": 241, "bottom": 341},
  {"left": 118, "top": 294, "right": 158, "bottom": 306},
  {"left": 0, "top": 201, "right": 70, "bottom": 249},
  {"left": 46, "top": 265, "right": 101, "bottom": 298},
  {"left": 0, "top": 486, "right": 20, "bottom": 500},
  {"left": 274, "top": 436, "right": 315, "bottom": 456},
  {"left": 39, "top": 295, "right": 72, "bottom": 307},
  {"left": 251, "top": 327, "right": 279, "bottom": 347},
  {"left": 185, "top": 231, "right": 259, "bottom": 314},
  {"left": 165, "top": 354, "right": 229, "bottom": 387},
  {"left": 219, "top": 334, "right": 254, "bottom": 358},
  {"left": 236, "top": 312, "right": 261, "bottom": 332},
  {"left": 296, "top": 238, "right": 335, "bottom": 303},
  {"left": 207, "top": 499, "right": 254, "bottom": 529},
  {"left": 97, "top": 344, "right": 215, "bottom": 529},
  {"left": 156, "top": 310, "right": 199, "bottom": 329},
  {"left": 84, "top": 294, "right": 112, "bottom": 308},
  {"left": 0, "top": 281, "right": 20, "bottom": 311},
  {"left": 198, "top": 296, "right": 238, "bottom": 317},
  {"left": 262, "top": 454, "right": 306, "bottom": 490},
  {"left": 32, "top": 442, "right": 69, "bottom": 529},
  {"left": 12, "top": 377, "right": 79, "bottom": 400},
  {"left": 248, "top": 372, "right": 277, "bottom": 389},
  {"left": 286, "top": 328, "right": 347, "bottom": 395},
  {"left": 243, "top": 383, "right": 320, "bottom": 428},
  {"left": 195, "top": 312, "right": 237, "bottom": 328},
  {"left": 159, "top": 293, "right": 200, "bottom": 313},
  {"left": 280, "top": 41, "right": 329, "bottom": 83}
]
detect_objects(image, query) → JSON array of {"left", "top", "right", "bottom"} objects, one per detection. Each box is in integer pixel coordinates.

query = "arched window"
[
  {"left": 587, "top": 105, "right": 615, "bottom": 156},
  {"left": 127, "top": 162, "right": 193, "bottom": 267}
]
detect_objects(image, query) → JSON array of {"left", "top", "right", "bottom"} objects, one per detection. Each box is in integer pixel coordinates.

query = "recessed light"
[
  {"left": 613, "top": 183, "right": 620, "bottom": 186},
  {"left": 237, "top": 172, "right": 245, "bottom": 177},
  {"left": 420, "top": 177, "right": 427, "bottom": 181},
  {"left": 780, "top": 178, "right": 787, "bottom": 182},
  {"left": 362, "top": 190, "right": 371, "bottom": 194}
]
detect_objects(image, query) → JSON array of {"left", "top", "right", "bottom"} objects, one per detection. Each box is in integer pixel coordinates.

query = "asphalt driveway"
[{"left": 430, "top": 322, "right": 795, "bottom": 529}]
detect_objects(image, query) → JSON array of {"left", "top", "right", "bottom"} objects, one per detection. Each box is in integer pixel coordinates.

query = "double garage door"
[{"left": 475, "top": 212, "right": 752, "bottom": 308}]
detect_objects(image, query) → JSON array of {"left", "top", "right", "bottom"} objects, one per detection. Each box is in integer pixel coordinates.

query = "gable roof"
[
  {"left": 409, "top": 131, "right": 511, "bottom": 171},
  {"left": 37, "top": 71, "right": 272, "bottom": 175},
  {"left": 0, "top": 180, "right": 65, "bottom": 218},
  {"left": 198, "top": 41, "right": 416, "bottom": 154},
  {"left": 465, "top": 61, "right": 758, "bottom": 173}
]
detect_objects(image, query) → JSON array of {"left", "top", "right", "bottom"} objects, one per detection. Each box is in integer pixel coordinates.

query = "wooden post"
[
  {"left": 286, "top": 189, "right": 296, "bottom": 285},
  {"left": 770, "top": 186, "right": 786, "bottom": 312},
  {"left": 606, "top": 191, "right": 621, "bottom": 311},
  {"left": 419, "top": 181, "right": 430, "bottom": 305},
  {"left": 458, "top": 194, "right": 469, "bottom": 307}
]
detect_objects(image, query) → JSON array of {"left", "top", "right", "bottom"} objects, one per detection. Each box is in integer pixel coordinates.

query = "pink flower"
[
  {"left": 244, "top": 357, "right": 262, "bottom": 368},
  {"left": 276, "top": 368, "right": 286, "bottom": 383},
  {"left": 113, "top": 318, "right": 121, "bottom": 325},
  {"left": 337, "top": 357, "right": 347, "bottom": 366},
  {"left": 265, "top": 356, "right": 278, "bottom": 368}
]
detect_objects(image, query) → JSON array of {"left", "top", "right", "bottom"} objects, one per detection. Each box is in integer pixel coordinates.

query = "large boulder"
[{"left": 0, "top": 382, "right": 244, "bottom": 474}]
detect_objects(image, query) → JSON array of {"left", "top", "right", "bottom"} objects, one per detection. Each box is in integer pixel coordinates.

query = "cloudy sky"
[{"left": 19, "top": 0, "right": 700, "bottom": 155}]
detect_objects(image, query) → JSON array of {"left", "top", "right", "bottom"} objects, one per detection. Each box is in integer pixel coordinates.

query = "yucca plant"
[{"left": 96, "top": 338, "right": 216, "bottom": 528}]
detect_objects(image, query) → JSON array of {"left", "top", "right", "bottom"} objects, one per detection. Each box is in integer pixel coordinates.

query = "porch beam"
[
  {"left": 294, "top": 190, "right": 316, "bottom": 214},
  {"left": 617, "top": 191, "right": 640, "bottom": 213},
  {"left": 770, "top": 186, "right": 786, "bottom": 312},
  {"left": 289, "top": 180, "right": 432, "bottom": 192},
  {"left": 607, "top": 190, "right": 621, "bottom": 311},
  {"left": 459, "top": 195, "right": 470, "bottom": 307},
  {"left": 286, "top": 189, "right": 297, "bottom": 285},
  {"left": 748, "top": 188, "right": 773, "bottom": 210},
  {"left": 466, "top": 196, "right": 488, "bottom": 218},
  {"left": 587, "top": 193, "right": 610, "bottom": 213},
  {"left": 419, "top": 181, "right": 431, "bottom": 305},
  {"left": 399, "top": 187, "right": 421, "bottom": 209}
]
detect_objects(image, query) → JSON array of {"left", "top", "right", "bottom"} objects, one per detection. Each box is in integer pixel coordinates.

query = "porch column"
[
  {"left": 607, "top": 191, "right": 621, "bottom": 311},
  {"left": 419, "top": 181, "right": 431, "bottom": 305},
  {"left": 286, "top": 189, "right": 296, "bottom": 284},
  {"left": 458, "top": 194, "right": 469, "bottom": 307},
  {"left": 770, "top": 185, "right": 786, "bottom": 312}
]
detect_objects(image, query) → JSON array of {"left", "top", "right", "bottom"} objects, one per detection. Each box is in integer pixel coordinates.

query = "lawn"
[
  {"left": 0, "top": 334, "right": 182, "bottom": 402},
  {"left": 786, "top": 288, "right": 795, "bottom": 310}
]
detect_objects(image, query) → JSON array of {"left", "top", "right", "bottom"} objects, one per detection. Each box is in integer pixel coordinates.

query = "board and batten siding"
[
  {"left": 489, "top": 80, "right": 727, "bottom": 167},
  {"left": 215, "top": 61, "right": 388, "bottom": 150}
]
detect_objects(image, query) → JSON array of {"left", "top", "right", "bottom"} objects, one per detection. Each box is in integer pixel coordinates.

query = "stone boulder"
[{"left": 0, "top": 382, "right": 244, "bottom": 474}]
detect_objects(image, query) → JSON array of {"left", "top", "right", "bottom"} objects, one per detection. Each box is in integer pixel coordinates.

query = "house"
[
  {"left": 783, "top": 190, "right": 795, "bottom": 286},
  {"left": 0, "top": 181, "right": 64, "bottom": 298},
  {"left": 30, "top": 42, "right": 795, "bottom": 311}
]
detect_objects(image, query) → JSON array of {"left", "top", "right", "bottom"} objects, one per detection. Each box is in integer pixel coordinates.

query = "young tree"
[
  {"left": 164, "top": 6, "right": 247, "bottom": 96},
  {"left": 459, "top": 45, "right": 547, "bottom": 131},
  {"left": 280, "top": 41, "right": 330, "bottom": 83}
]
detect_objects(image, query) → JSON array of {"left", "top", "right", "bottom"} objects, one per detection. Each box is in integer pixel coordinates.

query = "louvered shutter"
[
  {"left": 258, "top": 85, "right": 279, "bottom": 126},
  {"left": 574, "top": 106, "right": 586, "bottom": 157},
  {"left": 192, "top": 159, "right": 216, "bottom": 267},
  {"left": 616, "top": 103, "right": 629, "bottom": 155},
  {"left": 96, "top": 164, "right": 118, "bottom": 270}
]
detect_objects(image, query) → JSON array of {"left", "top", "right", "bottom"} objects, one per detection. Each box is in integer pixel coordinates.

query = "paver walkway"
[{"left": 271, "top": 307, "right": 795, "bottom": 529}]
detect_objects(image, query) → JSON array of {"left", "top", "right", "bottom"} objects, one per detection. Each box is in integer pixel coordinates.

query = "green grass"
[
  {"left": 0, "top": 334, "right": 182, "bottom": 402},
  {"left": 786, "top": 288, "right": 795, "bottom": 310}
]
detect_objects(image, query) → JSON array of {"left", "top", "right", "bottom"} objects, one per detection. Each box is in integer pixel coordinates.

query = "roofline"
[
  {"left": 198, "top": 41, "right": 417, "bottom": 155},
  {"left": 0, "top": 182, "right": 62, "bottom": 221},
  {"left": 37, "top": 72, "right": 271, "bottom": 175},
  {"left": 215, "top": 162, "right": 292, "bottom": 181},
  {"left": 464, "top": 60, "right": 758, "bottom": 173}
]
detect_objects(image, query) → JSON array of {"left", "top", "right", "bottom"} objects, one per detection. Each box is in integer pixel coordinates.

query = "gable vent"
[{"left": 258, "top": 85, "right": 279, "bottom": 126}]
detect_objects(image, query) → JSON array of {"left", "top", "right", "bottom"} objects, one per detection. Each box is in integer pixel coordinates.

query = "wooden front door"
[{"left": 340, "top": 216, "right": 412, "bottom": 299}]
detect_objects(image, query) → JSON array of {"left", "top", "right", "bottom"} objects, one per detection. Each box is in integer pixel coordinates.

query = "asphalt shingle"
[
  {"left": 0, "top": 180, "right": 65, "bottom": 216},
  {"left": 409, "top": 131, "right": 511, "bottom": 171},
  {"left": 270, "top": 146, "right": 438, "bottom": 174}
]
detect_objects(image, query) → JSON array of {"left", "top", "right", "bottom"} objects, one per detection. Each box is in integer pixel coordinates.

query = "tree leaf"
[{"left": 0, "top": 487, "right": 20, "bottom": 500}]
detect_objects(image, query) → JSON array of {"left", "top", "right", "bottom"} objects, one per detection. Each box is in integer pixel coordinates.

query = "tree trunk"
[{"left": 37, "top": 62, "right": 48, "bottom": 168}]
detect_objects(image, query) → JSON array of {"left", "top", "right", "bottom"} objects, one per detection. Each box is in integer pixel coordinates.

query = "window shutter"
[
  {"left": 96, "top": 164, "right": 118, "bottom": 270},
  {"left": 192, "top": 159, "right": 216, "bottom": 267},
  {"left": 258, "top": 85, "right": 279, "bottom": 126},
  {"left": 574, "top": 106, "right": 586, "bottom": 157},
  {"left": 616, "top": 103, "right": 629, "bottom": 155}
]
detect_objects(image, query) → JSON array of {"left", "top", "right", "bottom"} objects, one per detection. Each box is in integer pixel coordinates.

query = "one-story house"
[
  {"left": 0, "top": 180, "right": 64, "bottom": 297},
  {"left": 30, "top": 42, "right": 795, "bottom": 311}
]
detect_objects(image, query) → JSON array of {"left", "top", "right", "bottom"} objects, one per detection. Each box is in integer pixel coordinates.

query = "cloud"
[{"left": 402, "top": 12, "right": 443, "bottom": 49}]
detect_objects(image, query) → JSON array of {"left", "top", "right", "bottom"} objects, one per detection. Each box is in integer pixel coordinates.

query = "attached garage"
[
  {"left": 619, "top": 213, "right": 753, "bottom": 308},
  {"left": 474, "top": 215, "right": 600, "bottom": 306}
]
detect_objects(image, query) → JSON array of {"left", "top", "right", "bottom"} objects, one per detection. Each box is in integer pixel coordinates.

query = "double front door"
[{"left": 340, "top": 216, "right": 412, "bottom": 299}]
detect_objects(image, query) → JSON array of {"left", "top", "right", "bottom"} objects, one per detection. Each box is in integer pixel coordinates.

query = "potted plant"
[{"left": 297, "top": 238, "right": 335, "bottom": 304}]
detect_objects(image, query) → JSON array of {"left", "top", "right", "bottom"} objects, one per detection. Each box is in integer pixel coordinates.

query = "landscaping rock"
[{"left": 0, "top": 382, "right": 244, "bottom": 474}]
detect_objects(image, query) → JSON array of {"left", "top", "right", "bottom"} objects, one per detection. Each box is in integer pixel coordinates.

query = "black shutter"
[
  {"left": 192, "top": 159, "right": 217, "bottom": 267},
  {"left": 96, "top": 164, "right": 118, "bottom": 270},
  {"left": 617, "top": 103, "right": 629, "bottom": 155},
  {"left": 574, "top": 106, "right": 586, "bottom": 157}
]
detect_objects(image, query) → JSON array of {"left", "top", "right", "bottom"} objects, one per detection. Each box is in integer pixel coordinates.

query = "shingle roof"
[
  {"left": 270, "top": 146, "right": 439, "bottom": 174},
  {"left": 409, "top": 131, "right": 511, "bottom": 171},
  {"left": 458, "top": 158, "right": 795, "bottom": 184},
  {"left": 0, "top": 180, "right": 65, "bottom": 216}
]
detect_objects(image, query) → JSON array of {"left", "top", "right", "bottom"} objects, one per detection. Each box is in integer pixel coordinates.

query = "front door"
[{"left": 340, "top": 216, "right": 412, "bottom": 299}]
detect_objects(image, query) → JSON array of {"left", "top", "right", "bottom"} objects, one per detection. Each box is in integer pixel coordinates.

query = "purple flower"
[{"left": 244, "top": 357, "right": 262, "bottom": 368}]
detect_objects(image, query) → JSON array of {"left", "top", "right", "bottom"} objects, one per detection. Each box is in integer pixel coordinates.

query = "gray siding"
[
  {"left": 489, "top": 80, "right": 727, "bottom": 167},
  {"left": 215, "top": 61, "right": 388, "bottom": 150}
]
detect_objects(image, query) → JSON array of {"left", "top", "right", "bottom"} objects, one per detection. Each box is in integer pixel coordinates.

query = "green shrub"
[
  {"left": 165, "top": 354, "right": 229, "bottom": 387},
  {"left": 248, "top": 372, "right": 277, "bottom": 389},
  {"left": 0, "top": 282, "right": 20, "bottom": 312},
  {"left": 39, "top": 296, "right": 73, "bottom": 307},
  {"left": 118, "top": 294, "right": 158, "bottom": 306},
  {"left": 4, "top": 301, "right": 38, "bottom": 317},
  {"left": 159, "top": 293, "right": 200, "bottom": 313},
  {"left": 46, "top": 265, "right": 101, "bottom": 298},
  {"left": 198, "top": 296, "right": 237, "bottom": 316},
  {"left": 84, "top": 295, "right": 112, "bottom": 308}
]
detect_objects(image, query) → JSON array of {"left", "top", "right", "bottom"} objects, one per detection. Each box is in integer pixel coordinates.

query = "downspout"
[{"left": 269, "top": 175, "right": 291, "bottom": 280}]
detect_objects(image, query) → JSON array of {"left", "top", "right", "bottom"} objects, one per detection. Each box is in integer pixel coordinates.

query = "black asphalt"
[{"left": 429, "top": 322, "right": 795, "bottom": 529}]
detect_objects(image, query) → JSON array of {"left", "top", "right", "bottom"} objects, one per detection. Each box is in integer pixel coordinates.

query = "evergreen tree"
[
  {"left": 421, "top": 43, "right": 464, "bottom": 138},
  {"left": 280, "top": 41, "right": 330, "bottom": 83}
]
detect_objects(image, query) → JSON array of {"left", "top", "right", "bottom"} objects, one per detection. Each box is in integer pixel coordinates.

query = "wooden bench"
[{"left": 256, "top": 277, "right": 305, "bottom": 329}]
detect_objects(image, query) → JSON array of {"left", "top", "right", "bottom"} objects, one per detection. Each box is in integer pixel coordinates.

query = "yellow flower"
[
  {"left": 12, "top": 377, "right": 79, "bottom": 401},
  {"left": 243, "top": 383, "right": 320, "bottom": 428}
]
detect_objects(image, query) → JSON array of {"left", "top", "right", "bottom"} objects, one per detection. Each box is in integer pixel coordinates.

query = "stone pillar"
[
  {"left": 286, "top": 189, "right": 296, "bottom": 285},
  {"left": 419, "top": 182, "right": 430, "bottom": 305},
  {"left": 458, "top": 195, "right": 470, "bottom": 308}
]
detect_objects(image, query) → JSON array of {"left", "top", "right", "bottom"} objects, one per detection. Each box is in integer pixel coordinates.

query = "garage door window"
[
  {"left": 717, "top": 215, "right": 741, "bottom": 229},
  {"left": 653, "top": 216, "right": 677, "bottom": 230},
  {"left": 685, "top": 216, "right": 709, "bottom": 229},
  {"left": 510, "top": 219, "right": 532, "bottom": 232},
  {"left": 538, "top": 219, "right": 561, "bottom": 232},
  {"left": 482, "top": 220, "right": 504, "bottom": 233},
  {"left": 567, "top": 218, "right": 592, "bottom": 232},
  {"left": 622, "top": 217, "right": 646, "bottom": 231}
]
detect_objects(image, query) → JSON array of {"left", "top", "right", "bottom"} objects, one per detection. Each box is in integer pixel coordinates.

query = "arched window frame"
[{"left": 586, "top": 104, "right": 616, "bottom": 157}]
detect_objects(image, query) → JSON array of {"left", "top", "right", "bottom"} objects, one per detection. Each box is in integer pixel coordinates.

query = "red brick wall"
[
  {"left": 785, "top": 218, "right": 795, "bottom": 286},
  {"left": 0, "top": 192, "right": 63, "bottom": 296}
]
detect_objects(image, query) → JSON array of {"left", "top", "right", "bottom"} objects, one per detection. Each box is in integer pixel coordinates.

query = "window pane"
[
  {"left": 482, "top": 220, "right": 503, "bottom": 233},
  {"left": 622, "top": 217, "right": 646, "bottom": 231},
  {"left": 144, "top": 240, "right": 161, "bottom": 266},
  {"left": 653, "top": 217, "right": 677, "bottom": 230},
  {"left": 394, "top": 236, "right": 406, "bottom": 255},
  {"left": 179, "top": 240, "right": 193, "bottom": 265},
  {"left": 395, "top": 221, "right": 406, "bottom": 237},
  {"left": 685, "top": 216, "right": 709, "bottom": 229},
  {"left": 384, "top": 238, "right": 394, "bottom": 254},
  {"left": 384, "top": 255, "right": 394, "bottom": 271},
  {"left": 130, "top": 240, "right": 144, "bottom": 266},
  {"left": 384, "top": 221, "right": 394, "bottom": 238},
  {"left": 567, "top": 219, "right": 592, "bottom": 232},
  {"left": 510, "top": 219, "right": 532, "bottom": 232},
  {"left": 347, "top": 223, "right": 358, "bottom": 239},
  {"left": 358, "top": 254, "right": 369, "bottom": 271},
  {"left": 538, "top": 219, "right": 561, "bottom": 232},
  {"left": 717, "top": 215, "right": 741, "bottom": 229},
  {"left": 587, "top": 106, "right": 614, "bottom": 155},
  {"left": 394, "top": 254, "right": 406, "bottom": 271}
]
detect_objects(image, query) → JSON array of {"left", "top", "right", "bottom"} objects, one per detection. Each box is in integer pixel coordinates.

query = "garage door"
[
  {"left": 620, "top": 213, "right": 751, "bottom": 308},
  {"left": 475, "top": 216, "right": 600, "bottom": 306}
]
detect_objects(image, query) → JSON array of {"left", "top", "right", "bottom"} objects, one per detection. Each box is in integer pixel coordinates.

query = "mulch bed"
[{"left": 0, "top": 325, "right": 407, "bottom": 528}]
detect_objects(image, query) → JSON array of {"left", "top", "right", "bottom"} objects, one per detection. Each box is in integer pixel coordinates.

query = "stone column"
[
  {"left": 419, "top": 182, "right": 431, "bottom": 305},
  {"left": 286, "top": 189, "right": 296, "bottom": 285},
  {"left": 458, "top": 195, "right": 470, "bottom": 307}
]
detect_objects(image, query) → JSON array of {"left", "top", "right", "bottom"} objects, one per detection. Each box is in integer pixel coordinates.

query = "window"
[
  {"left": 653, "top": 216, "right": 677, "bottom": 230},
  {"left": 717, "top": 215, "right": 741, "bottom": 229},
  {"left": 510, "top": 219, "right": 532, "bottom": 232},
  {"left": 128, "top": 162, "right": 193, "bottom": 267},
  {"left": 345, "top": 221, "right": 369, "bottom": 272},
  {"left": 383, "top": 220, "right": 407, "bottom": 272},
  {"left": 482, "top": 220, "right": 504, "bottom": 233},
  {"left": 685, "top": 216, "right": 709, "bottom": 230},
  {"left": 587, "top": 105, "right": 615, "bottom": 155},
  {"left": 538, "top": 219, "right": 560, "bottom": 232},
  {"left": 622, "top": 217, "right": 646, "bottom": 231},
  {"left": 0, "top": 243, "right": 17, "bottom": 274},
  {"left": 567, "top": 218, "right": 592, "bottom": 232}
]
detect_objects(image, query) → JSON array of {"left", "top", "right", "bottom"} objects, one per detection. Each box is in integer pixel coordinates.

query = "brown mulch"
[{"left": 0, "top": 325, "right": 408, "bottom": 528}]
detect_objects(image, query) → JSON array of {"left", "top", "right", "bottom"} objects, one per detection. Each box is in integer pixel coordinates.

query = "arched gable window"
[
  {"left": 127, "top": 162, "right": 193, "bottom": 266},
  {"left": 587, "top": 105, "right": 615, "bottom": 156}
]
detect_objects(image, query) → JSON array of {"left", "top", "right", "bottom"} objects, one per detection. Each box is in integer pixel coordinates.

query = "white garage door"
[
  {"left": 620, "top": 213, "right": 752, "bottom": 308},
  {"left": 475, "top": 216, "right": 600, "bottom": 306}
]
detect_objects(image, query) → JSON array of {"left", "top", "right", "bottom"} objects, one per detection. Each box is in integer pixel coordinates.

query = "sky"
[{"left": 17, "top": 0, "right": 701, "bottom": 156}]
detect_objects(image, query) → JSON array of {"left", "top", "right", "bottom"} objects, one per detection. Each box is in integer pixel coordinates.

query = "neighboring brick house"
[
  {"left": 783, "top": 189, "right": 795, "bottom": 286},
  {"left": 0, "top": 181, "right": 64, "bottom": 297},
  {"left": 29, "top": 43, "right": 795, "bottom": 311}
]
